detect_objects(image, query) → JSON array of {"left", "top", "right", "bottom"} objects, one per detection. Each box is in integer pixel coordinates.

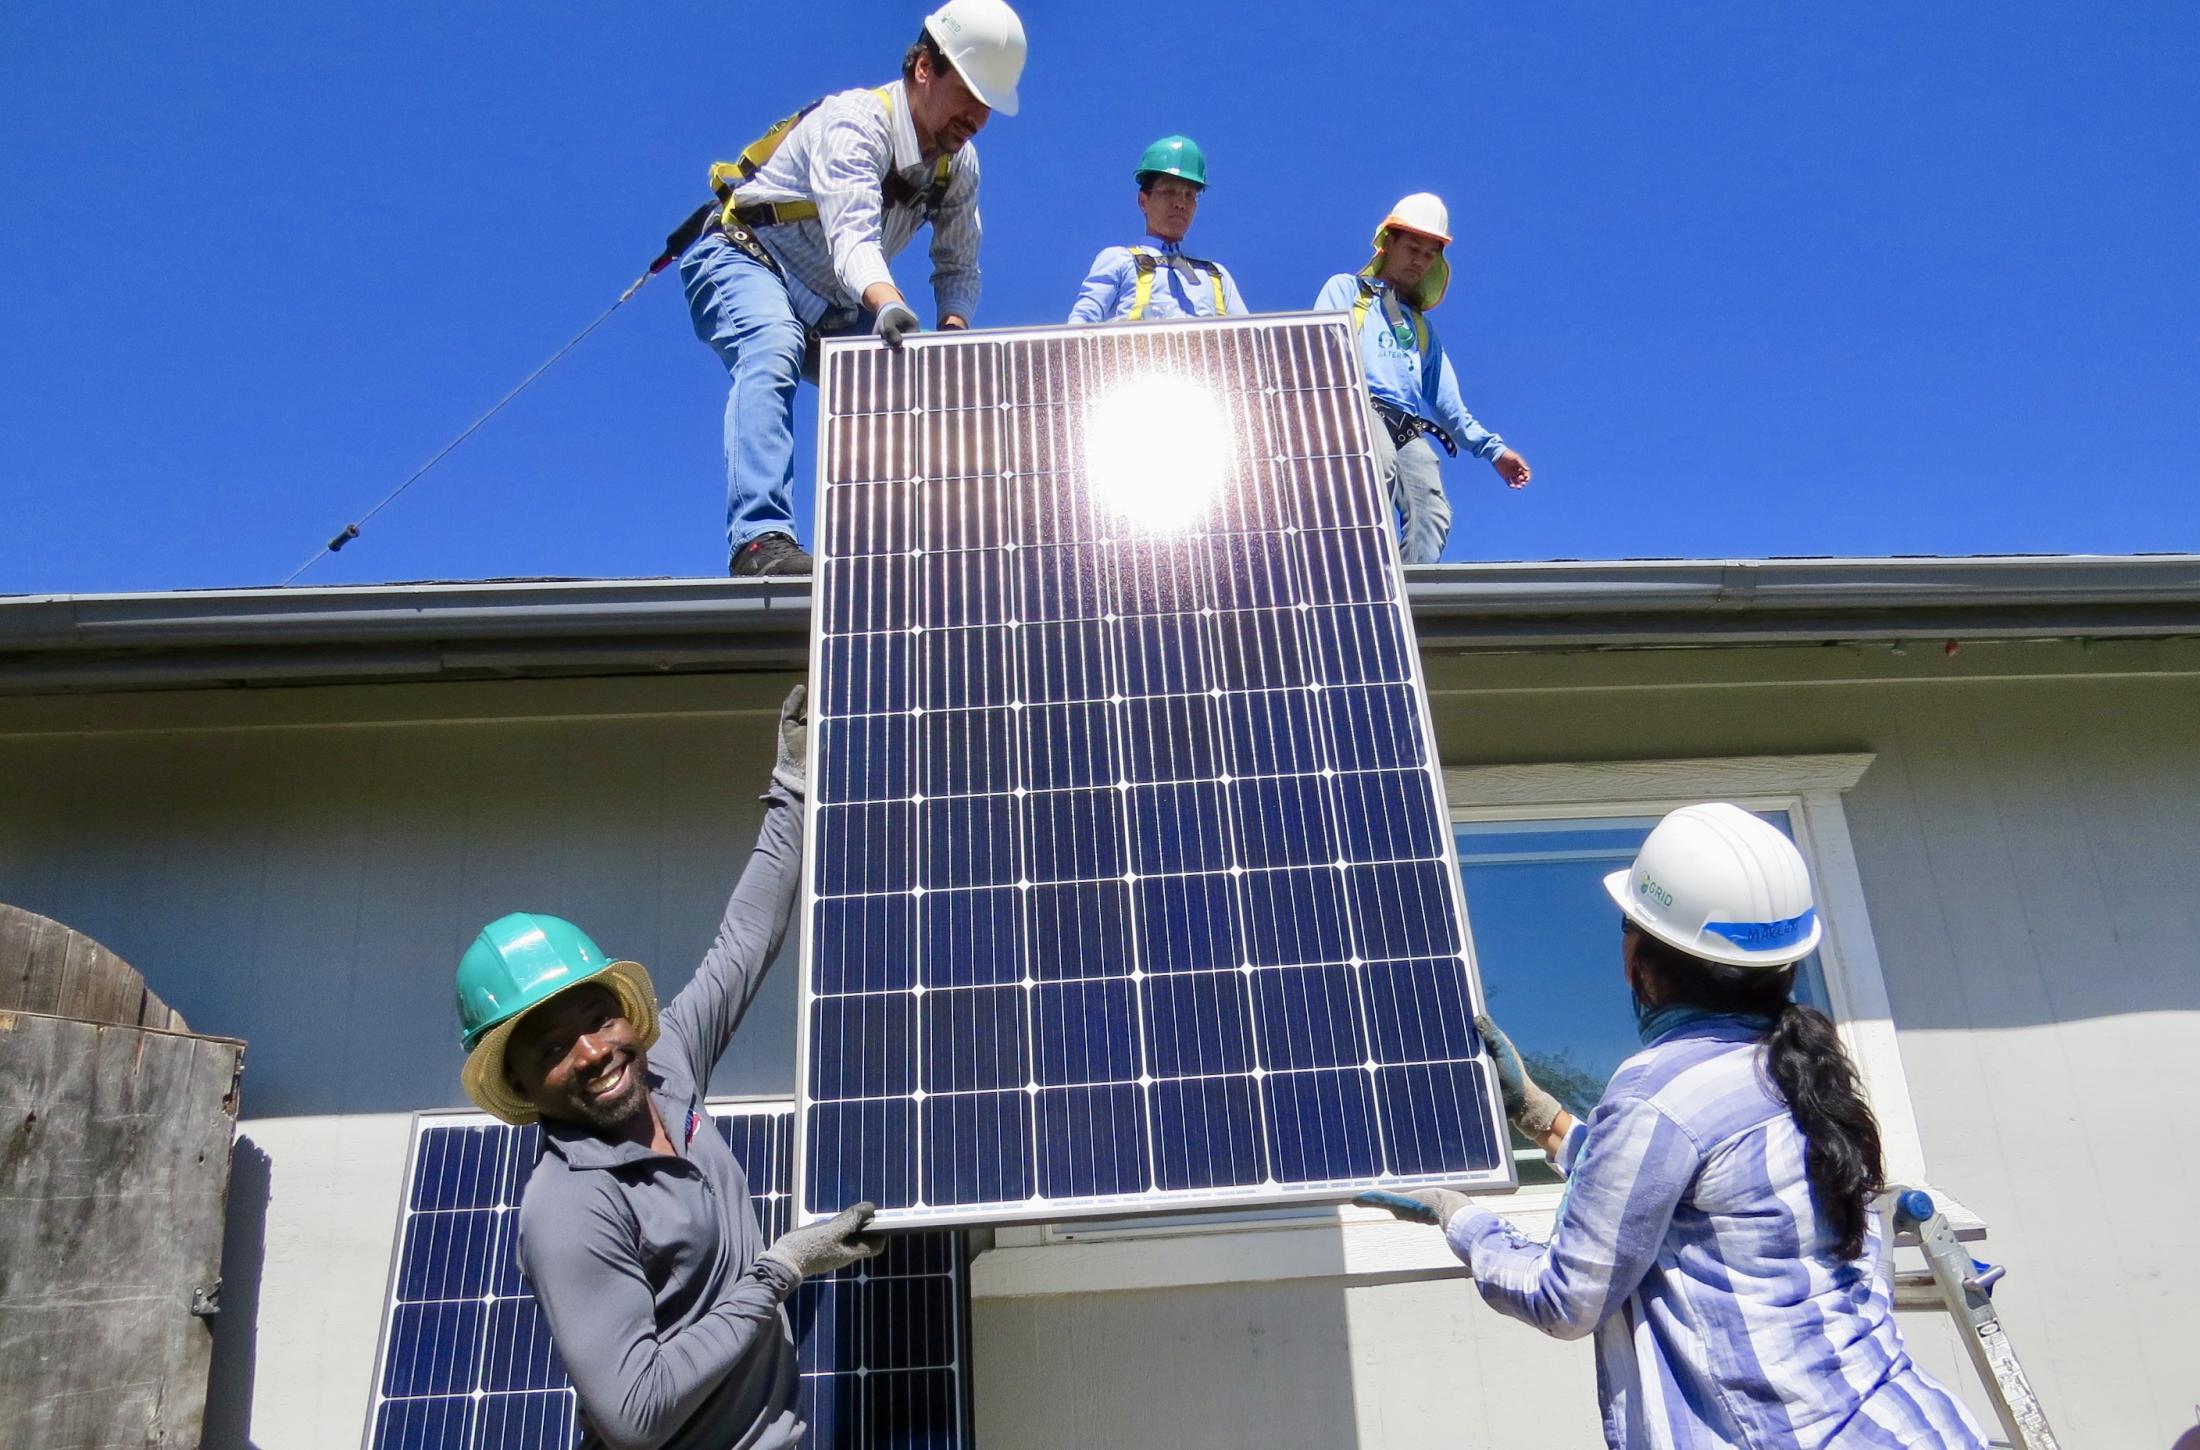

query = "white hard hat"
[
  {"left": 925, "top": 0, "right": 1027, "bottom": 117},
  {"left": 1363, "top": 192, "right": 1454, "bottom": 309},
  {"left": 1601, "top": 803, "right": 1823, "bottom": 969},
  {"left": 1382, "top": 192, "right": 1452, "bottom": 244}
]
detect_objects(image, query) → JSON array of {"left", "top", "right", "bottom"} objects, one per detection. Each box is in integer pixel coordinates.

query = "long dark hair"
[{"left": 1628, "top": 926, "right": 1885, "bottom": 1260}]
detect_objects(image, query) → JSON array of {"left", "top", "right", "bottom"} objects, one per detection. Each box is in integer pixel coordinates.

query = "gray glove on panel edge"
[{"left": 761, "top": 1202, "right": 882, "bottom": 1282}]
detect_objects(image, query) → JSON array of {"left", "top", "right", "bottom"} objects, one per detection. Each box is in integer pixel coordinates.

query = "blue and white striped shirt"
[
  {"left": 1446, "top": 1017, "right": 1986, "bottom": 1449},
  {"left": 731, "top": 80, "right": 982, "bottom": 329},
  {"left": 1068, "top": 238, "right": 1248, "bottom": 323}
]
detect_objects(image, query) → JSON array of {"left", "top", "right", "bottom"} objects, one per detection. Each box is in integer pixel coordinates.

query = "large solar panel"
[
  {"left": 366, "top": 1102, "right": 970, "bottom": 1450},
  {"left": 799, "top": 312, "right": 1515, "bottom": 1229}
]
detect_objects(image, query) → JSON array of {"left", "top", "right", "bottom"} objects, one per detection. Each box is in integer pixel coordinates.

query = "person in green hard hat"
[
  {"left": 1067, "top": 134, "right": 1249, "bottom": 323},
  {"left": 452, "top": 686, "right": 879, "bottom": 1450}
]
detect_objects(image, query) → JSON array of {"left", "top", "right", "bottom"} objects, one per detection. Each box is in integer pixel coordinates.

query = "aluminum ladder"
[{"left": 1882, "top": 1187, "right": 2059, "bottom": 1449}]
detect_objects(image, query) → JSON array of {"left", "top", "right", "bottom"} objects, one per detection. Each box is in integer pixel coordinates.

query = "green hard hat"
[
  {"left": 456, "top": 911, "right": 618, "bottom": 1049},
  {"left": 1135, "top": 134, "right": 1207, "bottom": 188}
]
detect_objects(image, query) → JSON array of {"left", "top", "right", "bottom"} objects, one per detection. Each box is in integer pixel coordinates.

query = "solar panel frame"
[
  {"left": 797, "top": 311, "right": 1517, "bottom": 1231},
  {"left": 363, "top": 1099, "right": 972, "bottom": 1450}
]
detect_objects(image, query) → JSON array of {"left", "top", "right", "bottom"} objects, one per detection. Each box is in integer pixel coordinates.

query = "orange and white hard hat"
[{"left": 1362, "top": 192, "right": 1453, "bottom": 310}]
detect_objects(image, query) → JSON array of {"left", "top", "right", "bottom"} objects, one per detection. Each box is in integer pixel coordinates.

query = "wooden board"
[
  {"left": 0, "top": 903, "right": 185, "bottom": 1030},
  {"left": 0, "top": 1010, "right": 244, "bottom": 1450}
]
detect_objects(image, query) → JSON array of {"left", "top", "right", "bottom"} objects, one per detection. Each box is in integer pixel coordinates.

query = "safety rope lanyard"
[{"left": 280, "top": 265, "right": 657, "bottom": 585}]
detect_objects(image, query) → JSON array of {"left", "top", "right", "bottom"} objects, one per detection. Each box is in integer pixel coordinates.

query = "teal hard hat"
[
  {"left": 458, "top": 911, "right": 620, "bottom": 1048},
  {"left": 456, "top": 911, "right": 660, "bottom": 1125},
  {"left": 1135, "top": 134, "right": 1207, "bottom": 188}
]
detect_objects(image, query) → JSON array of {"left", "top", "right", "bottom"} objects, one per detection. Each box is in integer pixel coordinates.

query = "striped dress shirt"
[
  {"left": 1446, "top": 1016, "right": 1987, "bottom": 1448},
  {"left": 732, "top": 80, "right": 982, "bottom": 329}
]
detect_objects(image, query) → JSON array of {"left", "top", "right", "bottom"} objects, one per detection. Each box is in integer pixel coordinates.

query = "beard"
[{"left": 568, "top": 1062, "right": 650, "bottom": 1132}]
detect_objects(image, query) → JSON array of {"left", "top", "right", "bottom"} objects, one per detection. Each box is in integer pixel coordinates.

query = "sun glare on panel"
[{"left": 1084, "top": 374, "right": 1232, "bottom": 534}]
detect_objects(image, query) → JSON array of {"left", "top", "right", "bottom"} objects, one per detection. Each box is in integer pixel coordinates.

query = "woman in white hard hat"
[{"left": 1367, "top": 803, "right": 1985, "bottom": 1448}]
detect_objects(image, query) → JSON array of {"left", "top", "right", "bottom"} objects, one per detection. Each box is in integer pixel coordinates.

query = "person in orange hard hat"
[
  {"left": 452, "top": 686, "right": 879, "bottom": 1450},
  {"left": 1315, "top": 193, "right": 1531, "bottom": 564}
]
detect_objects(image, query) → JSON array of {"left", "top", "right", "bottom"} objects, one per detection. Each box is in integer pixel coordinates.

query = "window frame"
[{"left": 973, "top": 751, "right": 1953, "bottom": 1301}]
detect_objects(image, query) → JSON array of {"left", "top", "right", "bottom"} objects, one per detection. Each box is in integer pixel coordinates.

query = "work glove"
[
  {"left": 771, "top": 683, "right": 807, "bottom": 797},
  {"left": 1357, "top": 1186, "right": 1474, "bottom": 1233},
  {"left": 874, "top": 301, "right": 921, "bottom": 349},
  {"left": 760, "top": 1202, "right": 882, "bottom": 1282},
  {"left": 1475, "top": 1012, "right": 1563, "bottom": 1140}
]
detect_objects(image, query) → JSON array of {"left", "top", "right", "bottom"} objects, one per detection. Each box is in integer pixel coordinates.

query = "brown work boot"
[{"left": 729, "top": 532, "right": 813, "bottom": 578}]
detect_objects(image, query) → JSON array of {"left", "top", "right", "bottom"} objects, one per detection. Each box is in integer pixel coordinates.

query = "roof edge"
[{"left": 2, "top": 555, "right": 2196, "bottom": 695}]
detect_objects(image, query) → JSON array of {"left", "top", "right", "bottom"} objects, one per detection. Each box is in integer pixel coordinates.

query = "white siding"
[{"left": 3, "top": 644, "right": 2195, "bottom": 1446}]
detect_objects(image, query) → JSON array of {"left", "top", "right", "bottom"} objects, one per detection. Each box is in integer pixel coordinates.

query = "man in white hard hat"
[
  {"left": 1314, "top": 193, "right": 1531, "bottom": 564},
  {"left": 676, "top": 0, "right": 1027, "bottom": 578},
  {"left": 1364, "top": 803, "right": 1986, "bottom": 1448},
  {"left": 1068, "top": 134, "right": 1249, "bottom": 323}
]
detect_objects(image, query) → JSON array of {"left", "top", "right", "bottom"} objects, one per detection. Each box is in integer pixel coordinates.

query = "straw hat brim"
[{"left": 460, "top": 959, "right": 660, "bottom": 1126}]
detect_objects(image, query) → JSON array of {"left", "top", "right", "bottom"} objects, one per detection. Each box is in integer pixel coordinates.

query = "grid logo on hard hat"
[{"left": 1636, "top": 872, "right": 1674, "bottom": 908}]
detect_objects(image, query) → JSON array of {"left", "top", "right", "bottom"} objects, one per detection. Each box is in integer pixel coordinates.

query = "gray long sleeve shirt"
[{"left": 515, "top": 785, "right": 806, "bottom": 1450}]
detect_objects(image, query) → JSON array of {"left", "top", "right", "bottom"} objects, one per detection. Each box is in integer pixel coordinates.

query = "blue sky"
[{"left": 3, "top": 3, "right": 2194, "bottom": 594}]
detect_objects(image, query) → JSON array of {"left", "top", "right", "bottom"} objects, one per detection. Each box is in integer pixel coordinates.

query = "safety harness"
[
  {"left": 1126, "top": 245, "right": 1229, "bottom": 320},
  {"left": 712, "top": 86, "right": 954, "bottom": 230},
  {"left": 1352, "top": 277, "right": 1428, "bottom": 354},
  {"left": 659, "top": 86, "right": 954, "bottom": 279},
  {"left": 1353, "top": 280, "right": 1459, "bottom": 457}
]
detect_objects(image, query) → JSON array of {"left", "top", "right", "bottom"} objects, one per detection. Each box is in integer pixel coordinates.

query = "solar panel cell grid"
[
  {"left": 367, "top": 1106, "right": 968, "bottom": 1450},
  {"left": 800, "top": 313, "right": 1514, "bottom": 1229}
]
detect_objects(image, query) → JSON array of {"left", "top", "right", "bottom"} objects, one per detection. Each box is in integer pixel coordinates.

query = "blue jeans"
[{"left": 681, "top": 234, "right": 808, "bottom": 554}]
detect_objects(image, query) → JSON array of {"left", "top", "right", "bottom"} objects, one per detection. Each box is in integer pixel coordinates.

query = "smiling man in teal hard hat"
[
  {"left": 453, "top": 686, "right": 880, "bottom": 1450},
  {"left": 1068, "top": 134, "right": 1250, "bottom": 323}
]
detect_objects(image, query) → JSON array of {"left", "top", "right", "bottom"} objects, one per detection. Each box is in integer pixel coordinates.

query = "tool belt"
[{"left": 1372, "top": 399, "right": 1459, "bottom": 458}]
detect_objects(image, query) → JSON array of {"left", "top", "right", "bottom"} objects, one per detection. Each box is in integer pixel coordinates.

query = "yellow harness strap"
[
  {"left": 711, "top": 87, "right": 952, "bottom": 230},
  {"left": 1126, "top": 245, "right": 1229, "bottom": 320},
  {"left": 1353, "top": 278, "right": 1428, "bottom": 352}
]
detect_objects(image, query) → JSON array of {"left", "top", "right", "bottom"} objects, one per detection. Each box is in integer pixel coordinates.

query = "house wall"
[{"left": 1, "top": 637, "right": 2194, "bottom": 1447}]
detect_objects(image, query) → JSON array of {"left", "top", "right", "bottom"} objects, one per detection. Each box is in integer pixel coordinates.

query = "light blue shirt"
[
  {"left": 1314, "top": 272, "right": 1506, "bottom": 461},
  {"left": 1069, "top": 237, "right": 1248, "bottom": 323},
  {"left": 1443, "top": 1017, "right": 1987, "bottom": 1449}
]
